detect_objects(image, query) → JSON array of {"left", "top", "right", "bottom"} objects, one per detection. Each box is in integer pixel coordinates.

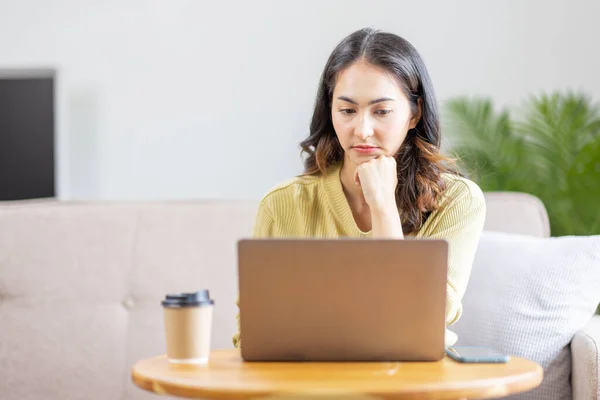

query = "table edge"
[{"left": 131, "top": 354, "right": 544, "bottom": 400}]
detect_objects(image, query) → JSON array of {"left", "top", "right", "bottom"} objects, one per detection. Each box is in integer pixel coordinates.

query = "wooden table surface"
[{"left": 131, "top": 349, "right": 543, "bottom": 400}]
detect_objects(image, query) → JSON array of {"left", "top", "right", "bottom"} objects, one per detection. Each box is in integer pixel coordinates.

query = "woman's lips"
[{"left": 352, "top": 145, "right": 379, "bottom": 154}]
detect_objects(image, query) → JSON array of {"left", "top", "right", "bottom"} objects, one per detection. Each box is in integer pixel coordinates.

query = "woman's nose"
[{"left": 354, "top": 114, "right": 374, "bottom": 140}]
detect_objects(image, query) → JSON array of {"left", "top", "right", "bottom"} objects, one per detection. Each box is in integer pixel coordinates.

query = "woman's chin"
[{"left": 347, "top": 153, "right": 380, "bottom": 164}]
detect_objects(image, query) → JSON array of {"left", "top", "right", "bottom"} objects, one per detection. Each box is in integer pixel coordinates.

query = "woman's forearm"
[{"left": 370, "top": 206, "right": 404, "bottom": 239}]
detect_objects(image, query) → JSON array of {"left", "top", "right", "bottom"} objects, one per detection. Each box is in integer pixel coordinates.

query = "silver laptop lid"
[{"left": 237, "top": 238, "right": 448, "bottom": 362}]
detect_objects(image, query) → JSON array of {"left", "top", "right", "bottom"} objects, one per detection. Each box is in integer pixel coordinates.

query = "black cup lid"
[{"left": 161, "top": 290, "right": 214, "bottom": 308}]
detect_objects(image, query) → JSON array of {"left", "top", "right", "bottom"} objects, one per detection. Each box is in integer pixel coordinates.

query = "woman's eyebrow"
[{"left": 337, "top": 96, "right": 396, "bottom": 105}]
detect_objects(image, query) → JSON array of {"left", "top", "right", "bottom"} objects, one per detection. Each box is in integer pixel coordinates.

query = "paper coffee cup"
[{"left": 162, "top": 290, "right": 214, "bottom": 364}]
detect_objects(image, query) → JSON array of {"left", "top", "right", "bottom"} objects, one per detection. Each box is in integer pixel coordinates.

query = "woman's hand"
[
  {"left": 354, "top": 156, "right": 403, "bottom": 238},
  {"left": 354, "top": 155, "right": 399, "bottom": 212}
]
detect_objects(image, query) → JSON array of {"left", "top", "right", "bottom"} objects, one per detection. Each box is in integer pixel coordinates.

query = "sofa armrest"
[{"left": 572, "top": 315, "right": 600, "bottom": 400}]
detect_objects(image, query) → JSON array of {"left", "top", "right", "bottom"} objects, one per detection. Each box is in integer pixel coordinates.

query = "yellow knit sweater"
[{"left": 233, "top": 162, "right": 486, "bottom": 347}]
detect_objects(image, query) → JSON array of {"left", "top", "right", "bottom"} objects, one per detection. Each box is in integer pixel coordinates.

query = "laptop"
[{"left": 236, "top": 238, "right": 448, "bottom": 362}]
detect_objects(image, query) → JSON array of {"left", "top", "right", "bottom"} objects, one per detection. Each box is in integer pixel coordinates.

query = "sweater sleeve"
[
  {"left": 420, "top": 178, "right": 486, "bottom": 327},
  {"left": 252, "top": 197, "right": 276, "bottom": 238},
  {"left": 233, "top": 199, "right": 276, "bottom": 348}
]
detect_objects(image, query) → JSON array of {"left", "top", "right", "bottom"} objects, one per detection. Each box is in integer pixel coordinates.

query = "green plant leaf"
[
  {"left": 566, "top": 139, "right": 600, "bottom": 235},
  {"left": 515, "top": 92, "right": 600, "bottom": 195},
  {"left": 443, "top": 97, "right": 538, "bottom": 193},
  {"left": 443, "top": 91, "right": 600, "bottom": 236}
]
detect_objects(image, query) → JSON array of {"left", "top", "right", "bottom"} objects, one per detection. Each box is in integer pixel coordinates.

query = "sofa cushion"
[
  {"left": 0, "top": 201, "right": 258, "bottom": 400},
  {"left": 452, "top": 231, "right": 600, "bottom": 400}
]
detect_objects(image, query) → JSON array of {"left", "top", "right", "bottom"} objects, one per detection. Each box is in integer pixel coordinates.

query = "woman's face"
[{"left": 331, "top": 59, "right": 421, "bottom": 165}]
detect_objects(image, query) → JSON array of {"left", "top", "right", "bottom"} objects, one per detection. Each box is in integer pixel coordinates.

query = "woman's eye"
[
  {"left": 375, "top": 109, "right": 392, "bottom": 115},
  {"left": 340, "top": 109, "right": 355, "bottom": 115}
]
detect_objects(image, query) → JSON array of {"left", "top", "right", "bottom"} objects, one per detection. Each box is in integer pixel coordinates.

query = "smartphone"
[{"left": 445, "top": 346, "right": 510, "bottom": 363}]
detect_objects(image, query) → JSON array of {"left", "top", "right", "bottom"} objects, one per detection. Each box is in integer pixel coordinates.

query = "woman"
[{"left": 233, "top": 27, "right": 485, "bottom": 348}]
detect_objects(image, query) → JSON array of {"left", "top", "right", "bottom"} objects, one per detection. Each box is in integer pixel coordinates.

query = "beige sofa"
[{"left": 0, "top": 193, "right": 598, "bottom": 399}]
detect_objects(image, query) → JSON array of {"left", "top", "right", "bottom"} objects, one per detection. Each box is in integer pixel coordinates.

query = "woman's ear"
[{"left": 409, "top": 98, "right": 422, "bottom": 130}]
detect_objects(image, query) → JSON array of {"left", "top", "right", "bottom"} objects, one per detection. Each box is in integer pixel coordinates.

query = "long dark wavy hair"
[{"left": 300, "top": 27, "right": 458, "bottom": 234}]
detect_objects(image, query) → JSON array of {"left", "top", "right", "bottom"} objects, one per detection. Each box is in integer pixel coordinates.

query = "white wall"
[{"left": 1, "top": 0, "right": 599, "bottom": 200}]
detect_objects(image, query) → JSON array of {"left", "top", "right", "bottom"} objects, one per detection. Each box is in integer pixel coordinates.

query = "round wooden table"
[{"left": 131, "top": 349, "right": 543, "bottom": 400}]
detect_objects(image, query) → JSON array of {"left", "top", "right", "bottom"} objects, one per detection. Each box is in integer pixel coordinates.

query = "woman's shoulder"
[
  {"left": 439, "top": 172, "right": 486, "bottom": 209},
  {"left": 417, "top": 172, "right": 486, "bottom": 237},
  {"left": 258, "top": 172, "right": 322, "bottom": 207}
]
